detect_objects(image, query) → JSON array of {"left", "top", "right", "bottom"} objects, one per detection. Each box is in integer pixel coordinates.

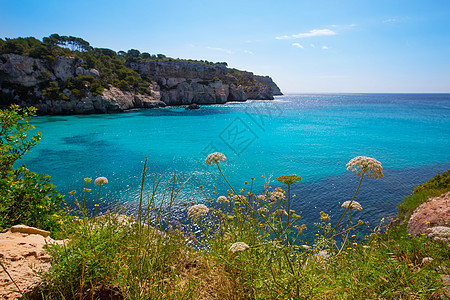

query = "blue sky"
[{"left": 1, "top": 0, "right": 449, "bottom": 93}]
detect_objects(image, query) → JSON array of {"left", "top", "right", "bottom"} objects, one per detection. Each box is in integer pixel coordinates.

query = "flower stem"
[
  {"left": 330, "top": 174, "right": 364, "bottom": 236},
  {"left": 216, "top": 163, "right": 237, "bottom": 195},
  {"left": 285, "top": 183, "right": 291, "bottom": 244},
  {"left": 94, "top": 184, "right": 102, "bottom": 218}
]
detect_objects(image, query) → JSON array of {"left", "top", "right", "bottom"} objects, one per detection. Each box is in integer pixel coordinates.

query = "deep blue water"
[{"left": 20, "top": 94, "right": 450, "bottom": 232}]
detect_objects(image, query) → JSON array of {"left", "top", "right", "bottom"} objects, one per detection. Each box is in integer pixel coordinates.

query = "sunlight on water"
[{"left": 21, "top": 94, "right": 450, "bottom": 229}]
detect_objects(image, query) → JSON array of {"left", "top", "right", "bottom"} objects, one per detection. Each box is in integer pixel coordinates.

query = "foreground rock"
[
  {"left": 0, "top": 225, "right": 66, "bottom": 299},
  {"left": 407, "top": 191, "right": 450, "bottom": 236}
]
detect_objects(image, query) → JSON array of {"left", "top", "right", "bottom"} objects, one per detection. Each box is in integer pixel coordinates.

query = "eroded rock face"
[
  {"left": 243, "top": 86, "right": 274, "bottom": 100},
  {"left": 0, "top": 226, "right": 67, "bottom": 300},
  {"left": 1, "top": 53, "right": 283, "bottom": 114},
  {"left": 0, "top": 54, "right": 55, "bottom": 87},
  {"left": 130, "top": 60, "right": 280, "bottom": 105},
  {"left": 130, "top": 61, "right": 227, "bottom": 81},
  {"left": 52, "top": 56, "right": 84, "bottom": 81},
  {"left": 1, "top": 54, "right": 165, "bottom": 114},
  {"left": 27, "top": 86, "right": 165, "bottom": 114},
  {"left": 255, "top": 75, "right": 283, "bottom": 96},
  {"left": 407, "top": 191, "right": 450, "bottom": 236},
  {"left": 228, "top": 84, "right": 247, "bottom": 101}
]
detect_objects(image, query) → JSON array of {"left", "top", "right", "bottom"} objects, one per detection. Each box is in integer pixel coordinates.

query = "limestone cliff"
[
  {"left": 129, "top": 61, "right": 279, "bottom": 105},
  {"left": 0, "top": 54, "right": 164, "bottom": 114},
  {"left": 1, "top": 53, "right": 282, "bottom": 114}
]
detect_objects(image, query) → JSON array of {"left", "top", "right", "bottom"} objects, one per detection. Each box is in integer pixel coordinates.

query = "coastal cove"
[{"left": 19, "top": 93, "right": 450, "bottom": 232}]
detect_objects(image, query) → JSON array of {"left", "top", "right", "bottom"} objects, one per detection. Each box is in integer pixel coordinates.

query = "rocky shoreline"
[{"left": 0, "top": 53, "right": 282, "bottom": 115}]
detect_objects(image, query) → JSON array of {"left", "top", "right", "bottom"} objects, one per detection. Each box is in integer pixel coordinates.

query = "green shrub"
[
  {"left": 413, "top": 170, "right": 450, "bottom": 194},
  {"left": 0, "top": 105, "right": 64, "bottom": 231},
  {"left": 397, "top": 169, "right": 450, "bottom": 220}
]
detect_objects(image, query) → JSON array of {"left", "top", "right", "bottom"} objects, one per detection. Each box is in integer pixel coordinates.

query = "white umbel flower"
[
  {"left": 217, "top": 196, "right": 228, "bottom": 203},
  {"left": 427, "top": 226, "right": 450, "bottom": 238},
  {"left": 205, "top": 152, "right": 227, "bottom": 166},
  {"left": 422, "top": 257, "right": 434, "bottom": 264},
  {"left": 229, "top": 242, "right": 249, "bottom": 253},
  {"left": 94, "top": 177, "right": 108, "bottom": 185},
  {"left": 187, "top": 204, "right": 209, "bottom": 220},
  {"left": 232, "top": 194, "right": 246, "bottom": 204},
  {"left": 346, "top": 156, "right": 383, "bottom": 179},
  {"left": 341, "top": 200, "right": 363, "bottom": 211},
  {"left": 274, "top": 209, "right": 288, "bottom": 217},
  {"left": 269, "top": 190, "right": 285, "bottom": 202}
]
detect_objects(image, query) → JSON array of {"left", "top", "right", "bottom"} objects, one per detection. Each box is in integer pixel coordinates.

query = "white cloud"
[
  {"left": 310, "top": 44, "right": 315, "bottom": 48},
  {"left": 321, "top": 46, "right": 329, "bottom": 50},
  {"left": 243, "top": 50, "right": 254, "bottom": 55},
  {"left": 383, "top": 18, "right": 397, "bottom": 23},
  {"left": 207, "top": 46, "right": 234, "bottom": 54},
  {"left": 276, "top": 28, "right": 336, "bottom": 40},
  {"left": 292, "top": 43, "right": 304, "bottom": 49}
]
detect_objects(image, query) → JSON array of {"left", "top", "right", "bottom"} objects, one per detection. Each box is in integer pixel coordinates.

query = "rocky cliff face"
[
  {"left": 129, "top": 60, "right": 282, "bottom": 105},
  {"left": 1, "top": 53, "right": 282, "bottom": 115},
  {"left": 129, "top": 61, "right": 250, "bottom": 105},
  {"left": 0, "top": 54, "right": 165, "bottom": 114}
]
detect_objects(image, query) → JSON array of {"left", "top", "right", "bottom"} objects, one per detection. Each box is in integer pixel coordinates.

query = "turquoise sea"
[{"left": 20, "top": 94, "right": 450, "bottom": 230}]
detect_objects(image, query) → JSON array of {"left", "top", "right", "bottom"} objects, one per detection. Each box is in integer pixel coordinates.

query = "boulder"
[
  {"left": 0, "top": 227, "right": 67, "bottom": 299},
  {"left": 407, "top": 191, "right": 450, "bottom": 235},
  {"left": 10, "top": 224, "right": 50, "bottom": 237},
  {"left": 186, "top": 103, "right": 200, "bottom": 110}
]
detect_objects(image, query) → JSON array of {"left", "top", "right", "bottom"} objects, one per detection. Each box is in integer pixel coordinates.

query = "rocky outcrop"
[
  {"left": 243, "top": 85, "right": 275, "bottom": 100},
  {"left": 0, "top": 54, "right": 164, "bottom": 114},
  {"left": 407, "top": 191, "right": 450, "bottom": 236},
  {"left": 0, "top": 225, "right": 67, "bottom": 299},
  {"left": 17, "top": 86, "right": 165, "bottom": 115},
  {"left": 255, "top": 75, "right": 283, "bottom": 96},
  {"left": 130, "top": 61, "right": 227, "bottom": 81},
  {"left": 0, "top": 53, "right": 55, "bottom": 87},
  {"left": 1, "top": 53, "right": 282, "bottom": 114},
  {"left": 130, "top": 60, "right": 280, "bottom": 105}
]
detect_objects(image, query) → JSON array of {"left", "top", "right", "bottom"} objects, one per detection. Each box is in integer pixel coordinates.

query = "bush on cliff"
[
  {"left": 0, "top": 105, "right": 64, "bottom": 231},
  {"left": 397, "top": 169, "right": 450, "bottom": 220}
]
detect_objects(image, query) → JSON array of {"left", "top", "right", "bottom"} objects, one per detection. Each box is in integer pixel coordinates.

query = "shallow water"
[{"left": 20, "top": 93, "right": 450, "bottom": 231}]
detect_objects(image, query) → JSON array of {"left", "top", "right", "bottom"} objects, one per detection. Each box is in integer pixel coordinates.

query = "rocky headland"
[{"left": 0, "top": 36, "right": 282, "bottom": 115}]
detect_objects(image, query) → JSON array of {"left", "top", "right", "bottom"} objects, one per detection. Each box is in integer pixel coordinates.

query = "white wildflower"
[
  {"left": 232, "top": 194, "right": 246, "bottom": 204},
  {"left": 229, "top": 242, "right": 249, "bottom": 253},
  {"left": 269, "top": 191, "right": 285, "bottom": 201},
  {"left": 258, "top": 207, "right": 269, "bottom": 213},
  {"left": 217, "top": 196, "right": 228, "bottom": 203},
  {"left": 274, "top": 209, "right": 288, "bottom": 217},
  {"left": 341, "top": 200, "right": 363, "bottom": 211},
  {"left": 320, "top": 211, "right": 330, "bottom": 221},
  {"left": 293, "top": 224, "right": 306, "bottom": 231},
  {"left": 94, "top": 177, "right": 108, "bottom": 185},
  {"left": 205, "top": 152, "right": 227, "bottom": 166},
  {"left": 187, "top": 204, "right": 209, "bottom": 220},
  {"left": 257, "top": 195, "right": 266, "bottom": 201},
  {"left": 346, "top": 156, "right": 383, "bottom": 179},
  {"left": 317, "top": 250, "right": 330, "bottom": 259},
  {"left": 422, "top": 257, "right": 434, "bottom": 264},
  {"left": 427, "top": 226, "right": 450, "bottom": 238}
]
